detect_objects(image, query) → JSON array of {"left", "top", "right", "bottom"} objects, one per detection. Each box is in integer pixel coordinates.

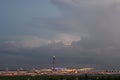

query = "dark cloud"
[{"left": 0, "top": 0, "right": 120, "bottom": 69}]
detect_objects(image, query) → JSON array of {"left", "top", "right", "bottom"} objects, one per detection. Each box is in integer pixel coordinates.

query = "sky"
[{"left": 0, "top": 0, "right": 120, "bottom": 69}]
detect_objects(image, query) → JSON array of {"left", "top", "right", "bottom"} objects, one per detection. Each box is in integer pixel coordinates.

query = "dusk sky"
[{"left": 1, "top": 0, "right": 120, "bottom": 69}]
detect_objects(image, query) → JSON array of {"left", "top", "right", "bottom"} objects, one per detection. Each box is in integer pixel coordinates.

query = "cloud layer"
[{"left": 0, "top": 0, "right": 120, "bottom": 69}]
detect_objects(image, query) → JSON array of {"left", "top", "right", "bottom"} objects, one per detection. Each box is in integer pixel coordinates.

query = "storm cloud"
[{"left": 0, "top": 0, "right": 120, "bottom": 69}]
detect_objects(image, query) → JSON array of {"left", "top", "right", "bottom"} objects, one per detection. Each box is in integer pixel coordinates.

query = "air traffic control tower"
[{"left": 52, "top": 56, "right": 56, "bottom": 71}]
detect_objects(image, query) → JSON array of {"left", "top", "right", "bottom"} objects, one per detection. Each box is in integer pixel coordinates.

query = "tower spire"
[{"left": 52, "top": 56, "right": 56, "bottom": 71}]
